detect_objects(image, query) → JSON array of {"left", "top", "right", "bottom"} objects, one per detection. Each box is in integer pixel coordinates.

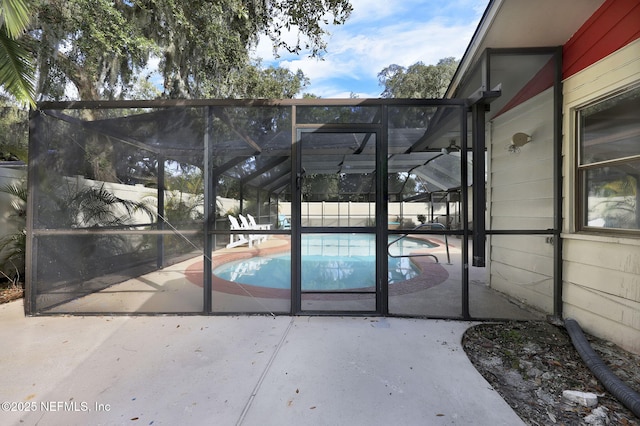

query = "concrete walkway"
[{"left": 0, "top": 300, "right": 524, "bottom": 425}]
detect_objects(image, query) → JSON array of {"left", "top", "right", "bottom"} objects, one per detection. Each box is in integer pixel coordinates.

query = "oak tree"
[
  {"left": 378, "top": 57, "right": 459, "bottom": 99},
  {"left": 30, "top": 0, "right": 352, "bottom": 101}
]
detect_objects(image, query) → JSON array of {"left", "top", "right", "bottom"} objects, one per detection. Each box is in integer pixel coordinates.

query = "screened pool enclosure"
[{"left": 25, "top": 98, "right": 553, "bottom": 318}]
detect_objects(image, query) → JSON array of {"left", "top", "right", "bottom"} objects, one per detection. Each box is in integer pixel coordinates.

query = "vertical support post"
[
  {"left": 203, "top": 107, "right": 213, "bottom": 313},
  {"left": 430, "top": 197, "right": 434, "bottom": 222},
  {"left": 156, "top": 155, "right": 165, "bottom": 269},
  {"left": 291, "top": 106, "right": 301, "bottom": 314},
  {"left": 257, "top": 190, "right": 261, "bottom": 223},
  {"left": 377, "top": 105, "right": 389, "bottom": 315},
  {"left": 460, "top": 105, "right": 470, "bottom": 319},
  {"left": 471, "top": 103, "right": 486, "bottom": 267},
  {"left": 446, "top": 194, "right": 451, "bottom": 229},
  {"left": 553, "top": 47, "right": 564, "bottom": 319},
  {"left": 25, "top": 109, "right": 42, "bottom": 315}
]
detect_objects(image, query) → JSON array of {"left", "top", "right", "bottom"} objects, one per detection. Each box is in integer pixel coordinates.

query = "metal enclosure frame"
[{"left": 25, "top": 74, "right": 562, "bottom": 318}]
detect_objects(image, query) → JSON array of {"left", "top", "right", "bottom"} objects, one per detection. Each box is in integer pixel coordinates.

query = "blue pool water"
[{"left": 214, "top": 234, "right": 437, "bottom": 290}]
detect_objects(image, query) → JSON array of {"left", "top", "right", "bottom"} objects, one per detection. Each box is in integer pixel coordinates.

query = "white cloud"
[
  {"left": 347, "top": 0, "right": 407, "bottom": 24},
  {"left": 252, "top": 0, "right": 488, "bottom": 98}
]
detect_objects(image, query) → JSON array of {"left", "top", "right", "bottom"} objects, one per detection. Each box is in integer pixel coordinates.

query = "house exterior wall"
[
  {"left": 483, "top": 0, "right": 640, "bottom": 354},
  {"left": 487, "top": 88, "right": 556, "bottom": 313},
  {"left": 562, "top": 37, "right": 640, "bottom": 354}
]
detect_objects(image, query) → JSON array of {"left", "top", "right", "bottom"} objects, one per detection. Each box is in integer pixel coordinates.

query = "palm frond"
[
  {"left": 0, "top": 181, "right": 27, "bottom": 201},
  {"left": 74, "top": 185, "right": 156, "bottom": 227},
  {"left": 0, "top": 0, "right": 31, "bottom": 38},
  {"left": 0, "top": 182, "right": 26, "bottom": 216},
  {"left": 0, "top": 230, "right": 25, "bottom": 258},
  {"left": 0, "top": 28, "right": 35, "bottom": 107},
  {"left": 0, "top": 179, "right": 26, "bottom": 274}
]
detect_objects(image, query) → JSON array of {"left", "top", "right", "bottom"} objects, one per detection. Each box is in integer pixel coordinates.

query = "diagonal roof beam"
[
  {"left": 405, "top": 107, "right": 457, "bottom": 153},
  {"left": 212, "top": 155, "right": 255, "bottom": 179},
  {"left": 241, "top": 156, "right": 290, "bottom": 185},
  {"left": 263, "top": 170, "right": 292, "bottom": 193},
  {"left": 43, "top": 109, "right": 161, "bottom": 154},
  {"left": 259, "top": 165, "right": 292, "bottom": 189},
  {"left": 414, "top": 173, "right": 451, "bottom": 192},
  {"left": 353, "top": 108, "right": 381, "bottom": 154},
  {"left": 211, "top": 107, "right": 262, "bottom": 153}
]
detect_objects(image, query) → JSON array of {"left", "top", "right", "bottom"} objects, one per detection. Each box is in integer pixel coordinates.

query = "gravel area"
[{"left": 463, "top": 321, "right": 640, "bottom": 425}]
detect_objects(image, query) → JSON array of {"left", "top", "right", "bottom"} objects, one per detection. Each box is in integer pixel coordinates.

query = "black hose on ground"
[{"left": 564, "top": 318, "right": 640, "bottom": 418}]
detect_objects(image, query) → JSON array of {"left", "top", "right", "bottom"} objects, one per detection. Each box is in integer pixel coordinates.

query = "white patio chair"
[
  {"left": 247, "top": 214, "right": 271, "bottom": 244},
  {"left": 226, "top": 215, "right": 250, "bottom": 248},
  {"left": 247, "top": 214, "right": 271, "bottom": 230},
  {"left": 238, "top": 214, "right": 263, "bottom": 246}
]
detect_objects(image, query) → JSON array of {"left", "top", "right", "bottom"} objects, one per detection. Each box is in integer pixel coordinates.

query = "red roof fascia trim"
[
  {"left": 493, "top": 58, "right": 555, "bottom": 119},
  {"left": 563, "top": 0, "right": 640, "bottom": 79}
]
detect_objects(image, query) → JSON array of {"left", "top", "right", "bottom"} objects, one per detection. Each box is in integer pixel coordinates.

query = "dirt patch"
[
  {"left": 463, "top": 321, "right": 640, "bottom": 425},
  {"left": 0, "top": 285, "right": 24, "bottom": 304}
]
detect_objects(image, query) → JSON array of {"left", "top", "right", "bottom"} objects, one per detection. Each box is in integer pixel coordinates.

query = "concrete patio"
[{"left": 0, "top": 299, "right": 525, "bottom": 425}]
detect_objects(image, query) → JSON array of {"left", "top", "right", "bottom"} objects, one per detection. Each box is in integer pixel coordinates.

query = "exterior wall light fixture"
[{"left": 508, "top": 132, "right": 532, "bottom": 153}]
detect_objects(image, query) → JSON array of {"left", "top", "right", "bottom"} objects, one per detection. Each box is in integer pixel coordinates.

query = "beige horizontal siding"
[
  {"left": 563, "top": 39, "right": 640, "bottom": 108},
  {"left": 487, "top": 89, "right": 556, "bottom": 314},
  {"left": 563, "top": 300, "right": 640, "bottom": 354},
  {"left": 492, "top": 245, "right": 554, "bottom": 275},
  {"left": 491, "top": 159, "right": 553, "bottom": 186},
  {"left": 490, "top": 262, "right": 553, "bottom": 312},
  {"left": 563, "top": 282, "right": 640, "bottom": 334},
  {"left": 561, "top": 38, "right": 640, "bottom": 353},
  {"left": 564, "top": 237, "right": 640, "bottom": 275},
  {"left": 491, "top": 234, "right": 554, "bottom": 257},
  {"left": 489, "top": 180, "right": 553, "bottom": 202},
  {"left": 491, "top": 199, "right": 554, "bottom": 219},
  {"left": 490, "top": 217, "right": 554, "bottom": 230}
]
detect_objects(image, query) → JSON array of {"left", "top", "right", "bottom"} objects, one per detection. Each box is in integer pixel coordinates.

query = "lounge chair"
[
  {"left": 226, "top": 215, "right": 250, "bottom": 248},
  {"left": 238, "top": 214, "right": 264, "bottom": 246},
  {"left": 247, "top": 214, "right": 271, "bottom": 241},
  {"left": 247, "top": 214, "right": 271, "bottom": 244},
  {"left": 247, "top": 214, "right": 271, "bottom": 230},
  {"left": 278, "top": 214, "right": 290, "bottom": 230}
]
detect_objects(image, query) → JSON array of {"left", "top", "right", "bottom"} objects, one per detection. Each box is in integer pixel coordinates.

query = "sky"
[{"left": 251, "top": 0, "right": 489, "bottom": 98}]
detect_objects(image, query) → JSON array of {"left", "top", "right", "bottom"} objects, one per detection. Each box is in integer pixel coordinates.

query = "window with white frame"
[{"left": 578, "top": 84, "right": 640, "bottom": 232}]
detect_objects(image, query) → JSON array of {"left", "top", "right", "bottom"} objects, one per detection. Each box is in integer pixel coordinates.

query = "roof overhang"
[{"left": 447, "top": 0, "right": 606, "bottom": 103}]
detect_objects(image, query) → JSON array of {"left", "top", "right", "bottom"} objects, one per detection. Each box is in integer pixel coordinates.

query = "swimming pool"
[{"left": 213, "top": 234, "right": 438, "bottom": 291}]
